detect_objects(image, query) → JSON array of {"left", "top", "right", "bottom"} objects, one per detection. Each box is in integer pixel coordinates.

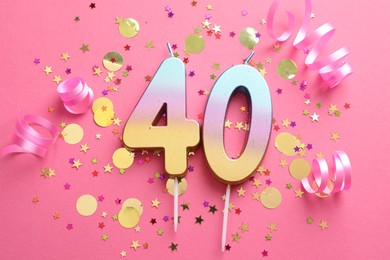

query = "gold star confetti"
[
  {"left": 328, "top": 104, "right": 338, "bottom": 115},
  {"left": 259, "top": 68, "right": 267, "bottom": 76},
  {"left": 234, "top": 121, "right": 244, "bottom": 131},
  {"left": 93, "top": 67, "right": 102, "bottom": 76},
  {"left": 231, "top": 232, "right": 242, "bottom": 242},
  {"left": 53, "top": 75, "right": 62, "bottom": 84},
  {"left": 80, "top": 144, "right": 90, "bottom": 153},
  {"left": 61, "top": 52, "right": 71, "bottom": 61},
  {"left": 104, "top": 163, "right": 113, "bottom": 173},
  {"left": 206, "top": 4, "right": 213, "bottom": 10},
  {"left": 252, "top": 191, "right": 261, "bottom": 201},
  {"left": 268, "top": 223, "right": 277, "bottom": 232},
  {"left": 201, "top": 20, "right": 211, "bottom": 29},
  {"left": 130, "top": 240, "right": 140, "bottom": 250},
  {"left": 120, "top": 251, "right": 126, "bottom": 257},
  {"left": 43, "top": 66, "right": 52, "bottom": 75},
  {"left": 236, "top": 187, "right": 246, "bottom": 197},
  {"left": 319, "top": 220, "right": 328, "bottom": 230},
  {"left": 41, "top": 168, "right": 55, "bottom": 178},
  {"left": 331, "top": 132, "right": 340, "bottom": 141},
  {"left": 239, "top": 223, "right": 249, "bottom": 232},
  {"left": 295, "top": 188, "right": 304, "bottom": 198},
  {"left": 151, "top": 198, "right": 161, "bottom": 208},
  {"left": 32, "top": 197, "right": 39, "bottom": 204},
  {"left": 224, "top": 119, "right": 232, "bottom": 128},
  {"left": 80, "top": 43, "right": 89, "bottom": 53},
  {"left": 252, "top": 178, "right": 262, "bottom": 188},
  {"left": 282, "top": 119, "right": 291, "bottom": 127},
  {"left": 279, "top": 159, "right": 288, "bottom": 168},
  {"left": 145, "top": 41, "right": 155, "bottom": 49},
  {"left": 113, "top": 117, "right": 122, "bottom": 126},
  {"left": 53, "top": 212, "right": 60, "bottom": 219},
  {"left": 72, "top": 159, "right": 82, "bottom": 170}
]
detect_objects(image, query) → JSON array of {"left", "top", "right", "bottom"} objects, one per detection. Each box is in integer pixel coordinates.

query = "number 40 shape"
[{"left": 123, "top": 44, "right": 272, "bottom": 237}]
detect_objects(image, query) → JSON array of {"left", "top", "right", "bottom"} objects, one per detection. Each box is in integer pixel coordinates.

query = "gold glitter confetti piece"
[
  {"left": 62, "top": 123, "right": 84, "bottom": 144},
  {"left": 92, "top": 97, "right": 114, "bottom": 113},
  {"left": 118, "top": 207, "right": 140, "bottom": 228},
  {"left": 277, "top": 59, "right": 298, "bottom": 79},
  {"left": 166, "top": 178, "right": 188, "bottom": 196},
  {"left": 239, "top": 27, "right": 259, "bottom": 49},
  {"left": 122, "top": 198, "right": 143, "bottom": 216},
  {"left": 260, "top": 187, "right": 282, "bottom": 209},
  {"left": 112, "top": 147, "right": 134, "bottom": 169},
  {"left": 274, "top": 132, "right": 300, "bottom": 156},
  {"left": 116, "top": 17, "right": 140, "bottom": 38},
  {"left": 94, "top": 107, "right": 115, "bottom": 127},
  {"left": 185, "top": 34, "right": 205, "bottom": 54},
  {"left": 76, "top": 194, "right": 97, "bottom": 216},
  {"left": 103, "top": 52, "right": 124, "bottom": 71},
  {"left": 289, "top": 158, "right": 311, "bottom": 180}
]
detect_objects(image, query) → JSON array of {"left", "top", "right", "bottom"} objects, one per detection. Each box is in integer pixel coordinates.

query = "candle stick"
[
  {"left": 203, "top": 51, "right": 272, "bottom": 251},
  {"left": 123, "top": 43, "right": 200, "bottom": 233},
  {"left": 221, "top": 185, "right": 231, "bottom": 251}
]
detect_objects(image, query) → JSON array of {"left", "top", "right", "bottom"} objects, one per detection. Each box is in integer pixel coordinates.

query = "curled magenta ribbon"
[
  {"left": 57, "top": 77, "right": 94, "bottom": 114},
  {"left": 267, "top": 0, "right": 352, "bottom": 88},
  {"left": 301, "top": 151, "right": 352, "bottom": 195},
  {"left": 2, "top": 114, "right": 59, "bottom": 157}
]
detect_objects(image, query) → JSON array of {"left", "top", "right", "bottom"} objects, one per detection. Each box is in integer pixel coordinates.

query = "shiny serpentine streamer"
[
  {"left": 301, "top": 151, "right": 352, "bottom": 195},
  {"left": 57, "top": 77, "right": 94, "bottom": 114},
  {"left": 267, "top": 0, "right": 352, "bottom": 88},
  {"left": 2, "top": 113, "right": 59, "bottom": 157}
]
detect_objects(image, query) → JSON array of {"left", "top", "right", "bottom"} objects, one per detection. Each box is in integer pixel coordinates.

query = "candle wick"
[
  {"left": 167, "top": 42, "right": 174, "bottom": 57},
  {"left": 244, "top": 51, "right": 255, "bottom": 64}
]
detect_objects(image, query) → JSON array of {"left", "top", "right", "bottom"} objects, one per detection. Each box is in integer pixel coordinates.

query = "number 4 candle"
[
  {"left": 123, "top": 43, "right": 200, "bottom": 232},
  {"left": 203, "top": 52, "right": 272, "bottom": 251}
]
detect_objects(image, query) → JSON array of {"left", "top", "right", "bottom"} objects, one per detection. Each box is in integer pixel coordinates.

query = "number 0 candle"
[{"left": 203, "top": 52, "right": 272, "bottom": 251}]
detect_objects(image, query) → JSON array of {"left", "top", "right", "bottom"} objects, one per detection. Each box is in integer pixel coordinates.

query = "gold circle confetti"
[
  {"left": 118, "top": 207, "right": 140, "bottom": 228},
  {"left": 102, "top": 52, "right": 124, "bottom": 71},
  {"left": 275, "top": 132, "right": 301, "bottom": 156},
  {"left": 62, "top": 123, "right": 84, "bottom": 144},
  {"left": 166, "top": 178, "right": 188, "bottom": 196},
  {"left": 92, "top": 97, "right": 114, "bottom": 113},
  {"left": 117, "top": 17, "right": 140, "bottom": 38},
  {"left": 122, "top": 198, "right": 143, "bottom": 216},
  {"left": 185, "top": 34, "right": 205, "bottom": 54},
  {"left": 93, "top": 107, "right": 115, "bottom": 127},
  {"left": 76, "top": 194, "right": 97, "bottom": 216},
  {"left": 112, "top": 148, "right": 134, "bottom": 169},
  {"left": 239, "top": 27, "right": 260, "bottom": 49},
  {"left": 289, "top": 158, "right": 311, "bottom": 180},
  {"left": 260, "top": 187, "right": 282, "bottom": 209},
  {"left": 277, "top": 59, "right": 298, "bottom": 79}
]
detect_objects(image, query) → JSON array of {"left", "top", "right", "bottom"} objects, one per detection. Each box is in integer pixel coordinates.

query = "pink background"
[{"left": 1, "top": 0, "right": 389, "bottom": 259}]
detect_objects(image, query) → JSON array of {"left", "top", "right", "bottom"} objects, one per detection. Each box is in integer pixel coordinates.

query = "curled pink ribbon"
[
  {"left": 301, "top": 151, "right": 352, "bottom": 195},
  {"left": 2, "top": 113, "right": 59, "bottom": 157},
  {"left": 267, "top": 0, "right": 352, "bottom": 88},
  {"left": 57, "top": 77, "right": 94, "bottom": 114}
]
